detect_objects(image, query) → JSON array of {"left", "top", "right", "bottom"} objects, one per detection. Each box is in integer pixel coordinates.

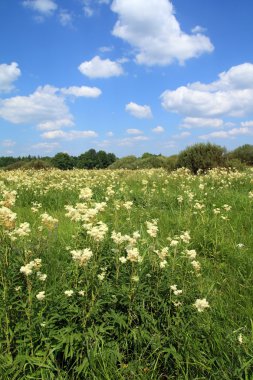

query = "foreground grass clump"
[{"left": 0, "top": 167, "right": 253, "bottom": 379}]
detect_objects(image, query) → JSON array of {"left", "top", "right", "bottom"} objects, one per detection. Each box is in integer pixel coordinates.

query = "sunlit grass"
[{"left": 0, "top": 167, "right": 253, "bottom": 379}]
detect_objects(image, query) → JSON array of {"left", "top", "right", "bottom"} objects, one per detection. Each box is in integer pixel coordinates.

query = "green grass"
[{"left": 0, "top": 167, "right": 253, "bottom": 379}]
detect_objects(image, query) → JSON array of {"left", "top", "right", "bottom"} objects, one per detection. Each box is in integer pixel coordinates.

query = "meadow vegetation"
[{"left": 0, "top": 167, "right": 253, "bottom": 379}]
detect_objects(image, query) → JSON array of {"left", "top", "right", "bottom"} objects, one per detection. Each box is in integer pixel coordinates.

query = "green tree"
[
  {"left": 230, "top": 144, "right": 253, "bottom": 165},
  {"left": 51, "top": 153, "right": 74, "bottom": 170},
  {"left": 177, "top": 143, "right": 226, "bottom": 174}
]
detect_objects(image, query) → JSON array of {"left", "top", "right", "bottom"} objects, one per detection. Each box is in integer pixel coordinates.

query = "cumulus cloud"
[
  {"left": 118, "top": 135, "right": 149, "bottom": 146},
  {"left": 199, "top": 127, "right": 253, "bottom": 140},
  {"left": 126, "top": 128, "right": 143, "bottom": 134},
  {"left": 22, "top": 0, "right": 57, "bottom": 15},
  {"left": 152, "top": 125, "right": 164, "bottom": 133},
  {"left": 161, "top": 63, "right": 253, "bottom": 118},
  {"left": 0, "top": 62, "right": 21, "bottom": 93},
  {"left": 241, "top": 120, "right": 253, "bottom": 127},
  {"left": 79, "top": 56, "right": 124, "bottom": 78},
  {"left": 173, "top": 131, "right": 191, "bottom": 139},
  {"left": 125, "top": 102, "right": 153, "bottom": 119},
  {"left": 37, "top": 119, "right": 74, "bottom": 131},
  {"left": 0, "top": 84, "right": 102, "bottom": 131},
  {"left": 181, "top": 117, "right": 224, "bottom": 129},
  {"left": 0, "top": 85, "right": 72, "bottom": 125},
  {"left": 61, "top": 86, "right": 102, "bottom": 98},
  {"left": 59, "top": 9, "right": 73, "bottom": 26},
  {"left": 111, "top": 0, "right": 213, "bottom": 66},
  {"left": 31, "top": 142, "right": 59, "bottom": 152},
  {"left": 1, "top": 139, "right": 16, "bottom": 147},
  {"left": 41, "top": 129, "right": 98, "bottom": 140}
]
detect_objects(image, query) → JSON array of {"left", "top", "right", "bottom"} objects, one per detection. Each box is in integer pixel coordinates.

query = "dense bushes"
[
  {"left": 176, "top": 143, "right": 227, "bottom": 174},
  {"left": 229, "top": 144, "right": 253, "bottom": 165},
  {"left": 0, "top": 144, "right": 252, "bottom": 172},
  {"left": 109, "top": 154, "right": 178, "bottom": 170}
]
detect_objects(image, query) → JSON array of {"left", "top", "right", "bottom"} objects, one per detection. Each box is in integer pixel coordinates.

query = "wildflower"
[
  {"left": 131, "top": 275, "right": 139, "bottom": 282},
  {"left": 180, "top": 231, "right": 191, "bottom": 244},
  {"left": 126, "top": 247, "right": 142, "bottom": 263},
  {"left": 170, "top": 284, "right": 182, "bottom": 296},
  {"left": 98, "top": 270, "right": 106, "bottom": 281},
  {"left": 79, "top": 187, "right": 93, "bottom": 200},
  {"left": 194, "top": 298, "right": 210, "bottom": 312},
  {"left": 40, "top": 212, "right": 58, "bottom": 230},
  {"left": 160, "top": 260, "right": 167, "bottom": 268},
  {"left": 78, "top": 290, "right": 85, "bottom": 296},
  {"left": 173, "top": 301, "right": 182, "bottom": 307},
  {"left": 36, "top": 291, "right": 45, "bottom": 301},
  {"left": 185, "top": 249, "right": 197, "bottom": 260},
  {"left": 238, "top": 333, "right": 243, "bottom": 344},
  {"left": 70, "top": 248, "right": 93, "bottom": 267},
  {"left": 191, "top": 260, "right": 201, "bottom": 272},
  {"left": 237, "top": 243, "right": 244, "bottom": 248},
  {"left": 155, "top": 247, "right": 168, "bottom": 260},
  {"left": 37, "top": 272, "right": 47, "bottom": 281},
  {"left": 146, "top": 220, "right": 158, "bottom": 237},
  {"left": 123, "top": 201, "right": 133, "bottom": 210},
  {"left": 64, "top": 290, "right": 74, "bottom": 297},
  {"left": 119, "top": 256, "right": 127, "bottom": 263},
  {"left": 170, "top": 240, "right": 179, "bottom": 247}
]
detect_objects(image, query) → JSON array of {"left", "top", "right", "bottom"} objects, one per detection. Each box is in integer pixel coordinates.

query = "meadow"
[{"left": 0, "top": 167, "right": 253, "bottom": 380}]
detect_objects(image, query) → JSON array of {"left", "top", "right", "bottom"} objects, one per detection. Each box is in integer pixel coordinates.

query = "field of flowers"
[{"left": 0, "top": 167, "right": 253, "bottom": 379}]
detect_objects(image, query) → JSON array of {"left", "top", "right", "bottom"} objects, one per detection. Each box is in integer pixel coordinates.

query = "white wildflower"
[{"left": 194, "top": 298, "right": 210, "bottom": 312}]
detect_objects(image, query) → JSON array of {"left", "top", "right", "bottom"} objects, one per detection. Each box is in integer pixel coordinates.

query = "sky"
[{"left": 0, "top": 0, "right": 253, "bottom": 158}]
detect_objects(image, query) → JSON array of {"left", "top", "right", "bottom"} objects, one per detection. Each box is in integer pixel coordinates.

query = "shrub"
[
  {"left": 230, "top": 144, "right": 253, "bottom": 165},
  {"left": 177, "top": 143, "right": 227, "bottom": 174}
]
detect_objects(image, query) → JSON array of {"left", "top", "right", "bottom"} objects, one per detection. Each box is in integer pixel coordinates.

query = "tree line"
[{"left": 0, "top": 144, "right": 252, "bottom": 172}]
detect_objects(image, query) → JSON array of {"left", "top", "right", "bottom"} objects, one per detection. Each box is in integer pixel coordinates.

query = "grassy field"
[{"left": 0, "top": 167, "right": 253, "bottom": 379}]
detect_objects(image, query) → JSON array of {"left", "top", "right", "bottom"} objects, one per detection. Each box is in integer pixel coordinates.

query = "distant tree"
[
  {"left": 177, "top": 143, "right": 227, "bottom": 174},
  {"left": 51, "top": 152, "right": 74, "bottom": 170},
  {"left": 230, "top": 144, "right": 253, "bottom": 165},
  {"left": 106, "top": 153, "right": 117, "bottom": 166},
  {"left": 96, "top": 150, "right": 109, "bottom": 168},
  {"left": 109, "top": 155, "right": 138, "bottom": 169},
  {"left": 77, "top": 149, "right": 98, "bottom": 169}
]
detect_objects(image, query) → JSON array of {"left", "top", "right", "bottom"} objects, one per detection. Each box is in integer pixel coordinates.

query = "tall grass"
[{"left": 0, "top": 167, "right": 253, "bottom": 379}]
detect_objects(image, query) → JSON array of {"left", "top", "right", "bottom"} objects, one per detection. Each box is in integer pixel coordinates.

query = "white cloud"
[
  {"left": 31, "top": 142, "right": 59, "bottom": 152},
  {"left": 59, "top": 9, "right": 73, "bottom": 26},
  {"left": 126, "top": 128, "right": 143, "bottom": 134},
  {"left": 61, "top": 86, "right": 102, "bottom": 98},
  {"left": 199, "top": 127, "right": 253, "bottom": 140},
  {"left": 1, "top": 139, "right": 16, "bottom": 147},
  {"left": 0, "top": 62, "right": 21, "bottom": 93},
  {"left": 23, "top": 0, "right": 57, "bottom": 15},
  {"left": 99, "top": 46, "right": 114, "bottom": 53},
  {"left": 118, "top": 135, "right": 149, "bottom": 146},
  {"left": 42, "top": 129, "right": 98, "bottom": 140},
  {"left": 0, "top": 85, "right": 73, "bottom": 126},
  {"left": 191, "top": 25, "right": 206, "bottom": 34},
  {"left": 125, "top": 102, "right": 152, "bottom": 119},
  {"left": 173, "top": 131, "right": 191, "bottom": 139},
  {"left": 78, "top": 56, "right": 124, "bottom": 78},
  {"left": 111, "top": 0, "right": 213, "bottom": 66},
  {"left": 37, "top": 119, "right": 74, "bottom": 131},
  {"left": 0, "top": 84, "right": 101, "bottom": 130},
  {"left": 241, "top": 120, "right": 253, "bottom": 127},
  {"left": 107, "top": 131, "right": 114, "bottom": 137},
  {"left": 152, "top": 125, "right": 164, "bottom": 133},
  {"left": 161, "top": 63, "right": 253, "bottom": 118},
  {"left": 181, "top": 117, "right": 224, "bottom": 129}
]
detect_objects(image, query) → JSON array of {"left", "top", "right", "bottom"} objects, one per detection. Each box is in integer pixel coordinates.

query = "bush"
[
  {"left": 177, "top": 143, "right": 227, "bottom": 174},
  {"left": 230, "top": 144, "right": 253, "bottom": 165}
]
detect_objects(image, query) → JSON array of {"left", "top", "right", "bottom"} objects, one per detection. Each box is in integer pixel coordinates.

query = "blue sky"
[{"left": 0, "top": 0, "right": 253, "bottom": 157}]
